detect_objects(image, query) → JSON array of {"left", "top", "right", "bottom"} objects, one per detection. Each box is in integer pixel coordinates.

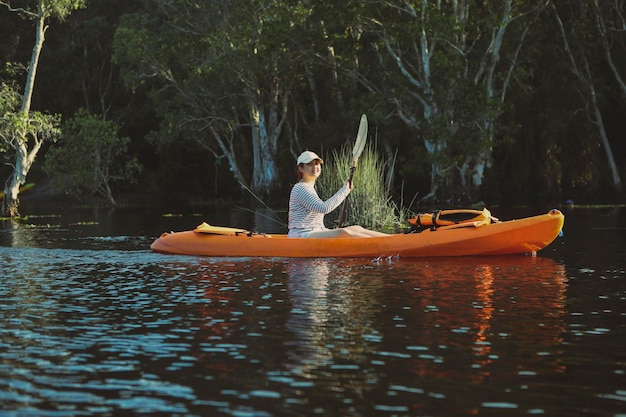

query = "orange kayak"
[{"left": 150, "top": 209, "right": 564, "bottom": 258}]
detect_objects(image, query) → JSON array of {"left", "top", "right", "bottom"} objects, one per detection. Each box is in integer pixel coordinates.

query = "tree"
[
  {"left": 550, "top": 1, "right": 623, "bottom": 196},
  {"left": 114, "top": 0, "right": 313, "bottom": 199},
  {"left": 592, "top": 0, "right": 626, "bottom": 101},
  {"left": 361, "top": 0, "right": 545, "bottom": 203},
  {"left": 0, "top": 0, "right": 85, "bottom": 216},
  {"left": 43, "top": 109, "right": 142, "bottom": 205}
]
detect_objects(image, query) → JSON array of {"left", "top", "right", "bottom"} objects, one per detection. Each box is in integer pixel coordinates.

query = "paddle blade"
[
  {"left": 352, "top": 114, "right": 368, "bottom": 165},
  {"left": 339, "top": 114, "right": 368, "bottom": 228}
]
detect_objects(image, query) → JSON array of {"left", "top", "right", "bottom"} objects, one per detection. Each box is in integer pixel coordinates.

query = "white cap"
[{"left": 297, "top": 151, "right": 323, "bottom": 165}]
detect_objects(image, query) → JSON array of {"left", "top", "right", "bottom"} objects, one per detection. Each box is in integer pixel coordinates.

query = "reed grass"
[{"left": 317, "top": 143, "right": 403, "bottom": 230}]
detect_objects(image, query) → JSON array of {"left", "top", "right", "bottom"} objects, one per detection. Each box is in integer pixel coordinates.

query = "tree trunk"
[
  {"left": 1, "top": 4, "right": 46, "bottom": 217},
  {"left": 552, "top": 2, "right": 623, "bottom": 195},
  {"left": 591, "top": 86, "right": 623, "bottom": 193},
  {"left": 208, "top": 126, "right": 249, "bottom": 189},
  {"left": 247, "top": 65, "right": 288, "bottom": 198},
  {"left": 2, "top": 135, "right": 44, "bottom": 216},
  {"left": 21, "top": 4, "right": 45, "bottom": 115},
  {"left": 468, "top": 0, "right": 516, "bottom": 195},
  {"left": 2, "top": 174, "right": 21, "bottom": 218},
  {"left": 592, "top": 0, "right": 626, "bottom": 100},
  {"left": 249, "top": 103, "right": 280, "bottom": 198}
]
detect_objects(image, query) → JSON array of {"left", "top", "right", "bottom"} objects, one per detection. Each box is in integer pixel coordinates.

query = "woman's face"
[{"left": 299, "top": 160, "right": 322, "bottom": 181}]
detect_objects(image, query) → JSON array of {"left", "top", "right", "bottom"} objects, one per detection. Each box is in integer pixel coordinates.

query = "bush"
[
  {"left": 316, "top": 143, "right": 402, "bottom": 230},
  {"left": 43, "top": 109, "right": 142, "bottom": 205}
]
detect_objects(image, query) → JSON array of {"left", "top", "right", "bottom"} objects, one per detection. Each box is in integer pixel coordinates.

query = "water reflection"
[
  {"left": 285, "top": 259, "right": 334, "bottom": 373},
  {"left": 285, "top": 259, "right": 382, "bottom": 383},
  {"left": 378, "top": 257, "right": 568, "bottom": 385},
  {"left": 0, "top": 244, "right": 578, "bottom": 416},
  {"left": 1, "top": 218, "right": 55, "bottom": 248},
  {"left": 176, "top": 256, "right": 569, "bottom": 415}
]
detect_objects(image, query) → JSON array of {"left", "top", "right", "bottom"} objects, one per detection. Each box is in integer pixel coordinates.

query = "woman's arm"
[{"left": 295, "top": 183, "right": 351, "bottom": 214}]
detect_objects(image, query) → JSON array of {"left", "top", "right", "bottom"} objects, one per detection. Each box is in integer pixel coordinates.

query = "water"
[{"left": 0, "top": 206, "right": 625, "bottom": 416}]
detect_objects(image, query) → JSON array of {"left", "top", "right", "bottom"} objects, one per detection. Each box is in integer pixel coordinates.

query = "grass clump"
[{"left": 317, "top": 143, "right": 403, "bottom": 230}]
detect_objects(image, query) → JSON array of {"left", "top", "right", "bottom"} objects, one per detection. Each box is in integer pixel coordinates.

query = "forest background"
[{"left": 1, "top": 0, "right": 625, "bottom": 217}]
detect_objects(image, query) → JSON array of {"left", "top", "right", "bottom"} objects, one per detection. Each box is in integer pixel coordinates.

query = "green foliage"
[
  {"left": 0, "top": 82, "right": 61, "bottom": 152},
  {"left": 13, "top": 0, "right": 87, "bottom": 20},
  {"left": 316, "top": 143, "right": 402, "bottom": 230},
  {"left": 0, "top": 82, "right": 21, "bottom": 152},
  {"left": 1, "top": 0, "right": 624, "bottom": 207},
  {"left": 112, "top": 0, "right": 314, "bottom": 196},
  {"left": 43, "top": 109, "right": 142, "bottom": 204},
  {"left": 46, "top": 0, "right": 86, "bottom": 20},
  {"left": 364, "top": 1, "right": 549, "bottom": 202},
  {"left": 0, "top": 81, "right": 20, "bottom": 114}
]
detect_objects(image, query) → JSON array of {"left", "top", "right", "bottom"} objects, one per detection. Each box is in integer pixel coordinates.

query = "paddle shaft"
[{"left": 338, "top": 167, "right": 356, "bottom": 227}]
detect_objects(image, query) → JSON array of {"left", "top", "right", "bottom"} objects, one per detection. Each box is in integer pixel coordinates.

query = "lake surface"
[{"left": 0, "top": 205, "right": 624, "bottom": 416}]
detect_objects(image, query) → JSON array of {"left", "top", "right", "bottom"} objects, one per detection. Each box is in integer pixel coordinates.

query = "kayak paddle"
[{"left": 338, "top": 114, "right": 368, "bottom": 228}]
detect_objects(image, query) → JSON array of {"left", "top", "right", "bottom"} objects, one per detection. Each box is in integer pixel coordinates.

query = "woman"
[{"left": 288, "top": 151, "right": 389, "bottom": 238}]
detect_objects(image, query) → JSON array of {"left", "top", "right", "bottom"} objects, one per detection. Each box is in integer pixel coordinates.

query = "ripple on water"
[{"left": 1, "top": 243, "right": 625, "bottom": 416}]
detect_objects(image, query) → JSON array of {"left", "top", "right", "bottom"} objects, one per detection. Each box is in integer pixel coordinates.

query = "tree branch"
[{"left": 0, "top": 1, "right": 38, "bottom": 18}]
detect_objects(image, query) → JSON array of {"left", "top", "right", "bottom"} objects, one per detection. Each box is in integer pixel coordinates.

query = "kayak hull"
[{"left": 150, "top": 209, "right": 564, "bottom": 258}]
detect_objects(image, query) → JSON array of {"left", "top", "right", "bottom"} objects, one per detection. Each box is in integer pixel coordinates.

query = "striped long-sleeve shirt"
[{"left": 288, "top": 181, "right": 350, "bottom": 236}]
